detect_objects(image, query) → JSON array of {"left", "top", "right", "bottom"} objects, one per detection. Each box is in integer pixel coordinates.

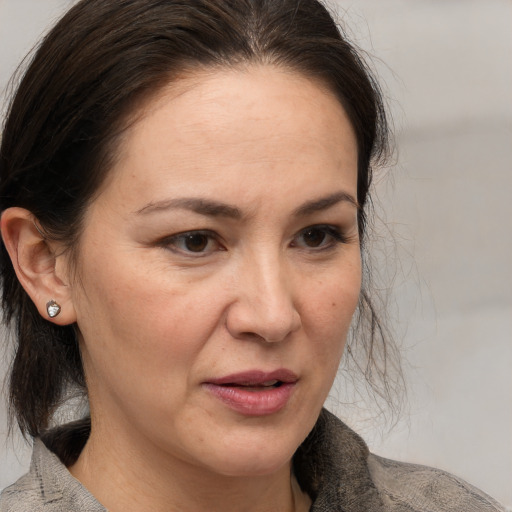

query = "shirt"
[{"left": 0, "top": 409, "right": 506, "bottom": 511}]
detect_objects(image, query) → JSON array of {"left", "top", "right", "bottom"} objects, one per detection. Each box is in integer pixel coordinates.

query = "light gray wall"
[
  {"left": 326, "top": 1, "right": 512, "bottom": 506},
  {"left": 1, "top": 0, "right": 511, "bottom": 507}
]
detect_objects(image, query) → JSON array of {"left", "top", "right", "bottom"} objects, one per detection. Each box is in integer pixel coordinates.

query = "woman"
[{"left": 0, "top": 0, "right": 506, "bottom": 511}]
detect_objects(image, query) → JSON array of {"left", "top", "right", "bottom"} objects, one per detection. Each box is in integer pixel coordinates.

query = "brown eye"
[
  {"left": 162, "top": 230, "right": 221, "bottom": 255},
  {"left": 301, "top": 228, "right": 327, "bottom": 247},
  {"left": 292, "top": 225, "right": 345, "bottom": 250},
  {"left": 184, "top": 233, "right": 209, "bottom": 252}
]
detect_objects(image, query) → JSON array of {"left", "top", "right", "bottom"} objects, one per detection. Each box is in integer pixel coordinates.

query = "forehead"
[{"left": 102, "top": 65, "right": 358, "bottom": 210}]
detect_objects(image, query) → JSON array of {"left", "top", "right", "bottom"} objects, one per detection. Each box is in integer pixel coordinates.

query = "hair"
[{"left": 0, "top": 0, "right": 398, "bottom": 442}]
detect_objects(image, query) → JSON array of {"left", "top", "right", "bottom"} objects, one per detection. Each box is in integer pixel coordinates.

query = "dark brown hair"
[{"left": 1, "top": 0, "right": 394, "bottom": 440}]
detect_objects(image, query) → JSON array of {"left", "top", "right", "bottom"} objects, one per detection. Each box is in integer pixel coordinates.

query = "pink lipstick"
[{"left": 203, "top": 369, "right": 297, "bottom": 416}]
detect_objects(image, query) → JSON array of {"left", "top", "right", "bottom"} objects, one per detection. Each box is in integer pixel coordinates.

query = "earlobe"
[{"left": 0, "top": 207, "right": 77, "bottom": 325}]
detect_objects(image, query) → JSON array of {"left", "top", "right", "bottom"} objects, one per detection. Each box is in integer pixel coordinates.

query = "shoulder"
[
  {"left": 296, "top": 409, "right": 507, "bottom": 512},
  {"left": 1, "top": 472, "right": 48, "bottom": 512},
  {"left": 367, "top": 453, "right": 507, "bottom": 512},
  {"left": 0, "top": 438, "right": 104, "bottom": 512}
]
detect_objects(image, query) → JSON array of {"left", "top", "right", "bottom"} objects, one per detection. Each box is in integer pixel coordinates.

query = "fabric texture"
[
  {"left": 0, "top": 409, "right": 506, "bottom": 511},
  {"left": 294, "top": 410, "right": 506, "bottom": 511}
]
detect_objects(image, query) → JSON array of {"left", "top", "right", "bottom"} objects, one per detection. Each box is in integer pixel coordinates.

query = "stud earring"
[{"left": 46, "top": 300, "right": 61, "bottom": 318}]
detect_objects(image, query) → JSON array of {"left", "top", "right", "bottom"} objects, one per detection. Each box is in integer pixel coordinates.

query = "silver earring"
[{"left": 46, "top": 300, "right": 61, "bottom": 318}]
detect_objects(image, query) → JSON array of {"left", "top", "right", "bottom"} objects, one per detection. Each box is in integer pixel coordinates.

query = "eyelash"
[
  {"left": 158, "top": 230, "right": 222, "bottom": 256},
  {"left": 158, "top": 224, "right": 347, "bottom": 257},
  {"left": 291, "top": 224, "right": 347, "bottom": 250}
]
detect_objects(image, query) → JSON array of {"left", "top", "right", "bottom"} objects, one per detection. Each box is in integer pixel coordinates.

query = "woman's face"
[{"left": 70, "top": 65, "right": 361, "bottom": 477}]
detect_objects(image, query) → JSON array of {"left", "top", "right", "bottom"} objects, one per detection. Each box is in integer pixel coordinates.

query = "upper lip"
[{"left": 206, "top": 369, "right": 298, "bottom": 386}]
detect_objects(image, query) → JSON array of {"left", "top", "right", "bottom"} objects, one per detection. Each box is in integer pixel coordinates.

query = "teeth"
[{"left": 262, "top": 380, "right": 279, "bottom": 386}]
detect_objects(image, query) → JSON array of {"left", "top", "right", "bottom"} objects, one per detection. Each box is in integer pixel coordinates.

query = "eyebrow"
[
  {"left": 136, "top": 197, "right": 243, "bottom": 219},
  {"left": 135, "top": 191, "right": 358, "bottom": 219},
  {"left": 292, "top": 191, "right": 360, "bottom": 216}
]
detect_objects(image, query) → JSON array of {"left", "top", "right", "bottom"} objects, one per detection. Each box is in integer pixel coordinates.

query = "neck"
[{"left": 69, "top": 421, "right": 311, "bottom": 512}]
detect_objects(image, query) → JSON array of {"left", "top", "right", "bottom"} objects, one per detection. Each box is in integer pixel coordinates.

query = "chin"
[
  {"left": 197, "top": 424, "right": 307, "bottom": 478},
  {"left": 209, "top": 449, "right": 294, "bottom": 478}
]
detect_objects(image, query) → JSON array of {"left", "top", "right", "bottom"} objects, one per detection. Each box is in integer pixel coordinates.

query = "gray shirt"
[{"left": 0, "top": 409, "right": 506, "bottom": 511}]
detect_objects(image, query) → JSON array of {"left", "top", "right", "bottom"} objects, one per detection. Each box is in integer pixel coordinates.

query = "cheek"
[
  {"left": 303, "top": 262, "right": 361, "bottom": 360},
  {"left": 307, "top": 259, "right": 361, "bottom": 321},
  {"left": 72, "top": 250, "right": 224, "bottom": 388}
]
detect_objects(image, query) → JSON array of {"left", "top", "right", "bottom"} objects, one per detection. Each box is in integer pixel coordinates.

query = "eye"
[
  {"left": 292, "top": 225, "right": 346, "bottom": 250},
  {"left": 180, "top": 233, "right": 210, "bottom": 252},
  {"left": 160, "top": 230, "right": 222, "bottom": 255}
]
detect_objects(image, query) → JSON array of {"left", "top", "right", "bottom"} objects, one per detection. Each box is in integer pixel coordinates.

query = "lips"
[
  {"left": 203, "top": 369, "right": 298, "bottom": 416},
  {"left": 227, "top": 379, "right": 280, "bottom": 391},
  {"left": 207, "top": 369, "right": 297, "bottom": 387}
]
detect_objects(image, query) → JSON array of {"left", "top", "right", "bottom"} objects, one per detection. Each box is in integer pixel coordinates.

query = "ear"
[{"left": 0, "top": 207, "right": 77, "bottom": 325}]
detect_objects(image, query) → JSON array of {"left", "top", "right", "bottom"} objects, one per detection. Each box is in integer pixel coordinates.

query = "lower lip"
[{"left": 203, "top": 382, "right": 296, "bottom": 416}]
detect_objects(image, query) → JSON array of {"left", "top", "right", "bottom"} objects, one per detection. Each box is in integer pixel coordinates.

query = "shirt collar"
[{"left": 294, "top": 409, "right": 385, "bottom": 511}]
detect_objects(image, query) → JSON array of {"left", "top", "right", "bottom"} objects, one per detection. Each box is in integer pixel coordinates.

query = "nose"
[{"left": 225, "top": 255, "right": 302, "bottom": 343}]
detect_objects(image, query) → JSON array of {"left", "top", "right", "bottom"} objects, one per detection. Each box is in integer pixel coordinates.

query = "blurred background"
[{"left": 1, "top": 0, "right": 511, "bottom": 507}]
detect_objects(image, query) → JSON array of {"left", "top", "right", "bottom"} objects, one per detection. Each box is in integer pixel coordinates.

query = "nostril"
[{"left": 238, "top": 331, "right": 268, "bottom": 342}]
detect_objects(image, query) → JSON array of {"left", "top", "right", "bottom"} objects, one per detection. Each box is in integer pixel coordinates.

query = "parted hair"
[{"left": 0, "top": 0, "right": 395, "bottom": 440}]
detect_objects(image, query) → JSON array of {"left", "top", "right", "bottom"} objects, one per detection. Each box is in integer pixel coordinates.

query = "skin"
[{"left": 2, "top": 65, "right": 361, "bottom": 512}]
